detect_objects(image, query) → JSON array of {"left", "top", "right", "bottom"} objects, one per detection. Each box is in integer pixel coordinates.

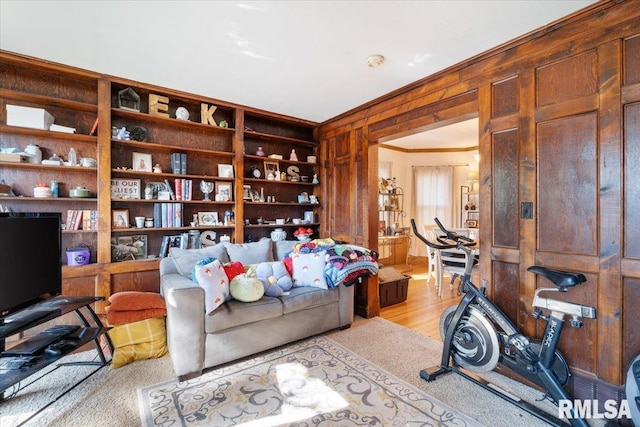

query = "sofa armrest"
[{"left": 161, "top": 274, "right": 206, "bottom": 380}]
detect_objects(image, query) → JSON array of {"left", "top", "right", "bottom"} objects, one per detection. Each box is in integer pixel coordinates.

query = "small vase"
[{"left": 270, "top": 228, "right": 287, "bottom": 242}]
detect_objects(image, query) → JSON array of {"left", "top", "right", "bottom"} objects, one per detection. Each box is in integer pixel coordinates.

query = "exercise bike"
[{"left": 411, "top": 218, "right": 596, "bottom": 427}]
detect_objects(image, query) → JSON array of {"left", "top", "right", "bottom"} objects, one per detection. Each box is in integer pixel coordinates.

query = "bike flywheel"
[{"left": 440, "top": 304, "right": 500, "bottom": 373}]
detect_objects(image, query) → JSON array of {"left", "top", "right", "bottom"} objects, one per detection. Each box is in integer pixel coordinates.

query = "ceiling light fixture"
[{"left": 367, "top": 54, "right": 385, "bottom": 68}]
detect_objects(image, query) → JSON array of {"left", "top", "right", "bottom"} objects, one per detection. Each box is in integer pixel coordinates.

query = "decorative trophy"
[{"left": 200, "top": 181, "right": 214, "bottom": 201}]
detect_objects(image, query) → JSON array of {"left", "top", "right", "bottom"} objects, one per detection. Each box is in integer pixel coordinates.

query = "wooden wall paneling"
[
  {"left": 624, "top": 103, "right": 640, "bottom": 258},
  {"left": 491, "top": 260, "right": 520, "bottom": 329},
  {"left": 597, "top": 40, "right": 624, "bottom": 384},
  {"left": 491, "top": 129, "right": 519, "bottom": 248},
  {"left": 537, "top": 113, "right": 598, "bottom": 256},
  {"left": 111, "top": 269, "right": 160, "bottom": 294},
  {"left": 491, "top": 76, "right": 519, "bottom": 118},
  {"left": 623, "top": 278, "right": 640, "bottom": 373}
]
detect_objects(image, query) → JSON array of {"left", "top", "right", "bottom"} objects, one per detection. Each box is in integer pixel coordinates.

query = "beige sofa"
[{"left": 160, "top": 238, "right": 355, "bottom": 381}]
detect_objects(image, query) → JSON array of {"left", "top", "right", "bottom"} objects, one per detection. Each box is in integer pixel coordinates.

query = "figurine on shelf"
[
  {"left": 256, "top": 146, "right": 265, "bottom": 156},
  {"left": 175, "top": 106, "right": 189, "bottom": 121},
  {"left": 153, "top": 164, "right": 162, "bottom": 173},
  {"left": 115, "top": 127, "right": 130, "bottom": 140},
  {"left": 279, "top": 171, "right": 286, "bottom": 181},
  {"left": 289, "top": 149, "right": 298, "bottom": 161},
  {"left": 312, "top": 174, "right": 319, "bottom": 184}
]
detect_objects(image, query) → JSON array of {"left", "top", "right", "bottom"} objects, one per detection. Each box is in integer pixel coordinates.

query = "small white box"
[{"left": 6, "top": 105, "right": 55, "bottom": 130}]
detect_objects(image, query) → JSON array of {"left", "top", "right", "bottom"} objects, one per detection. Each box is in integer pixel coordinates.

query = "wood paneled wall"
[{"left": 319, "top": 0, "right": 640, "bottom": 391}]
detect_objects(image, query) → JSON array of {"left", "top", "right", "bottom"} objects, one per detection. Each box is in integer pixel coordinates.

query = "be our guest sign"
[{"left": 111, "top": 179, "right": 141, "bottom": 199}]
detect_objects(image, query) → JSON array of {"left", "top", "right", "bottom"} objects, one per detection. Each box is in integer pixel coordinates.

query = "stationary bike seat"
[{"left": 527, "top": 266, "right": 586, "bottom": 288}]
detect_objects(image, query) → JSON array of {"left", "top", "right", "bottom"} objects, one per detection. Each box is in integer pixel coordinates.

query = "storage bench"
[{"left": 378, "top": 267, "right": 410, "bottom": 308}]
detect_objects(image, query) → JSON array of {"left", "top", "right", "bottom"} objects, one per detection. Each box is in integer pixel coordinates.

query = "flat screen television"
[{"left": 0, "top": 212, "right": 62, "bottom": 322}]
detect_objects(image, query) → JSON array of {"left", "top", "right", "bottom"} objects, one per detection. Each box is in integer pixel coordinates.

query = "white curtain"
[{"left": 411, "top": 166, "right": 454, "bottom": 256}]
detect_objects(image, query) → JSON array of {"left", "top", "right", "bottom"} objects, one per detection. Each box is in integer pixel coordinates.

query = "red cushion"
[
  {"left": 283, "top": 257, "right": 294, "bottom": 276},
  {"left": 108, "top": 291, "right": 166, "bottom": 311},
  {"left": 223, "top": 261, "right": 245, "bottom": 280}
]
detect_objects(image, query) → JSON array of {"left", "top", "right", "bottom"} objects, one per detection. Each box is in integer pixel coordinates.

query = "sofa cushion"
[
  {"left": 280, "top": 286, "right": 340, "bottom": 315},
  {"left": 273, "top": 239, "right": 304, "bottom": 261},
  {"left": 169, "top": 244, "right": 229, "bottom": 276},
  {"left": 193, "top": 258, "right": 230, "bottom": 314},
  {"left": 205, "top": 297, "right": 282, "bottom": 333},
  {"left": 107, "top": 317, "right": 168, "bottom": 368},
  {"left": 224, "top": 238, "right": 274, "bottom": 264},
  {"left": 291, "top": 251, "right": 328, "bottom": 289}
]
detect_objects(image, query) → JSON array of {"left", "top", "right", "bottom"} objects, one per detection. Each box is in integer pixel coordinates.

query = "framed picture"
[
  {"left": 465, "top": 219, "right": 478, "bottom": 228},
  {"left": 132, "top": 152, "right": 152, "bottom": 172},
  {"left": 112, "top": 209, "right": 130, "bottom": 229},
  {"left": 111, "top": 235, "right": 148, "bottom": 262},
  {"left": 243, "top": 185, "right": 252, "bottom": 200},
  {"left": 198, "top": 211, "right": 218, "bottom": 226},
  {"left": 215, "top": 181, "right": 233, "bottom": 201},
  {"left": 263, "top": 161, "right": 279, "bottom": 179},
  {"left": 111, "top": 178, "right": 141, "bottom": 199},
  {"left": 250, "top": 189, "right": 261, "bottom": 202},
  {"left": 218, "top": 164, "right": 234, "bottom": 178}
]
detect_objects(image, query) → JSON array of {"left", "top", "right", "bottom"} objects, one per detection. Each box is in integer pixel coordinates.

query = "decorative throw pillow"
[
  {"left": 107, "top": 317, "right": 168, "bottom": 369},
  {"left": 255, "top": 261, "right": 294, "bottom": 297},
  {"left": 192, "top": 257, "right": 230, "bottom": 313},
  {"left": 229, "top": 274, "right": 265, "bottom": 302},
  {"left": 224, "top": 238, "right": 274, "bottom": 265},
  {"left": 169, "top": 244, "right": 229, "bottom": 276},
  {"left": 291, "top": 250, "right": 328, "bottom": 289},
  {"left": 222, "top": 261, "right": 245, "bottom": 281}
]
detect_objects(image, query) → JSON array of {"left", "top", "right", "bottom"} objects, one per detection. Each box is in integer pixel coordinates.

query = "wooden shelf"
[
  {"left": 111, "top": 107, "right": 236, "bottom": 134},
  {"left": 111, "top": 138, "right": 234, "bottom": 157}
]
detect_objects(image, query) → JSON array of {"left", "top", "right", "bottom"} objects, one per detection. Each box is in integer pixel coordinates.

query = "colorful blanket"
[{"left": 288, "top": 239, "right": 379, "bottom": 287}]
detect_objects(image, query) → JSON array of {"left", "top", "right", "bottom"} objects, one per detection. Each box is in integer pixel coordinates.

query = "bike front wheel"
[{"left": 440, "top": 304, "right": 500, "bottom": 373}]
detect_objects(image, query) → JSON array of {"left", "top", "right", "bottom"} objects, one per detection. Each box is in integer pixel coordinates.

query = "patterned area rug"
[{"left": 138, "top": 336, "right": 479, "bottom": 426}]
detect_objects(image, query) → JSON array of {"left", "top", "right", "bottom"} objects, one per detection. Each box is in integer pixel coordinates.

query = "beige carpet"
[
  {"left": 0, "top": 317, "right": 605, "bottom": 427},
  {"left": 138, "top": 335, "right": 478, "bottom": 426}
]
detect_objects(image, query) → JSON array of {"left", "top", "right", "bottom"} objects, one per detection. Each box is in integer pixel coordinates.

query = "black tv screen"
[{"left": 0, "top": 212, "right": 62, "bottom": 319}]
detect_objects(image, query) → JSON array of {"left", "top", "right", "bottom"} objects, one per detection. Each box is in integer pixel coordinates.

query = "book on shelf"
[
  {"left": 65, "top": 209, "right": 98, "bottom": 230},
  {"left": 154, "top": 202, "right": 183, "bottom": 228},
  {"left": 171, "top": 153, "right": 187, "bottom": 175},
  {"left": 173, "top": 178, "right": 193, "bottom": 201}
]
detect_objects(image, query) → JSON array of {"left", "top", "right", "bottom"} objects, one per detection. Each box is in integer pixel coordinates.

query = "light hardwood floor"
[{"left": 379, "top": 259, "right": 463, "bottom": 341}]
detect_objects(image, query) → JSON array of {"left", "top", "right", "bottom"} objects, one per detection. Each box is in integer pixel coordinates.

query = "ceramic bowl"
[{"left": 70, "top": 186, "right": 91, "bottom": 198}]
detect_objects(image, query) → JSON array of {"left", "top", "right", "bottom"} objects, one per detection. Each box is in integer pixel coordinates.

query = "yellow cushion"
[{"left": 106, "top": 317, "right": 168, "bottom": 368}]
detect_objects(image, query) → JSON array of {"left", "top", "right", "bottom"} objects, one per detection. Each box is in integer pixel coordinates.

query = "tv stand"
[{"left": 0, "top": 296, "right": 112, "bottom": 405}]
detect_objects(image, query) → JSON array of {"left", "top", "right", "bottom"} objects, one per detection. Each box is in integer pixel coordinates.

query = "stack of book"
[
  {"left": 171, "top": 152, "right": 187, "bottom": 174},
  {"left": 152, "top": 203, "right": 183, "bottom": 228},
  {"left": 65, "top": 209, "right": 98, "bottom": 230}
]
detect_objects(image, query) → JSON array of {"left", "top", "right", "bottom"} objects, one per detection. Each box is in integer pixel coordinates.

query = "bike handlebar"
[{"left": 410, "top": 218, "right": 476, "bottom": 250}]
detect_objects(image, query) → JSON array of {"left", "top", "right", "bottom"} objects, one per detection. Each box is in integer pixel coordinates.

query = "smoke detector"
[{"left": 367, "top": 54, "right": 385, "bottom": 68}]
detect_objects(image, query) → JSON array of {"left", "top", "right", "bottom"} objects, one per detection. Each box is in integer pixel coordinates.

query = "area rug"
[{"left": 138, "top": 335, "right": 479, "bottom": 427}]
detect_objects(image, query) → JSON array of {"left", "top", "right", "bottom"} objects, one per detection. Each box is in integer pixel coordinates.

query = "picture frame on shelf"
[
  {"left": 243, "top": 185, "right": 252, "bottom": 200},
  {"left": 215, "top": 181, "right": 233, "bottom": 201},
  {"left": 198, "top": 212, "right": 218, "bottom": 226},
  {"left": 132, "top": 152, "right": 152, "bottom": 172},
  {"left": 250, "top": 189, "right": 261, "bottom": 202},
  {"left": 111, "top": 178, "right": 141, "bottom": 200},
  {"left": 218, "top": 164, "right": 234, "bottom": 178},
  {"left": 264, "top": 161, "right": 279, "bottom": 180},
  {"left": 465, "top": 219, "right": 478, "bottom": 228},
  {"left": 112, "top": 209, "right": 130, "bottom": 229},
  {"left": 111, "top": 234, "right": 148, "bottom": 262}
]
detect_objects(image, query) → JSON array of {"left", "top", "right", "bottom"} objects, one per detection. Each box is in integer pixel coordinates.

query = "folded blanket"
[
  {"left": 105, "top": 291, "right": 167, "bottom": 326},
  {"left": 288, "top": 239, "right": 379, "bottom": 288}
]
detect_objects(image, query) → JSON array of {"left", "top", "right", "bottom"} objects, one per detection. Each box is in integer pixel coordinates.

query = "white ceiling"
[{"left": 0, "top": 0, "right": 598, "bottom": 147}]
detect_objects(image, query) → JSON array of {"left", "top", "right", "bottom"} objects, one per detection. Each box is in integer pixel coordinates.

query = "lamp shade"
[{"left": 467, "top": 171, "right": 479, "bottom": 181}]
